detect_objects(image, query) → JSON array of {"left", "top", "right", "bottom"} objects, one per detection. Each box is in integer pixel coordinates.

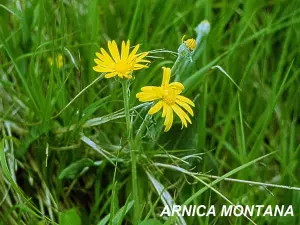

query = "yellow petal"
[
  {"left": 94, "top": 58, "right": 112, "bottom": 68},
  {"left": 94, "top": 62, "right": 113, "bottom": 69},
  {"left": 164, "top": 106, "right": 173, "bottom": 132},
  {"left": 117, "top": 73, "right": 124, "bottom": 78},
  {"left": 181, "top": 109, "right": 192, "bottom": 124},
  {"left": 126, "top": 40, "right": 130, "bottom": 51},
  {"left": 164, "top": 106, "right": 171, "bottom": 125},
  {"left": 135, "top": 52, "right": 149, "bottom": 62},
  {"left": 123, "top": 73, "right": 133, "bottom": 79},
  {"left": 148, "top": 101, "right": 163, "bottom": 115},
  {"left": 108, "top": 40, "right": 121, "bottom": 62},
  {"left": 136, "top": 92, "right": 153, "bottom": 98},
  {"left": 176, "top": 95, "right": 195, "bottom": 107},
  {"left": 100, "top": 48, "right": 116, "bottom": 64},
  {"left": 171, "top": 104, "right": 189, "bottom": 128},
  {"left": 140, "top": 87, "right": 163, "bottom": 97},
  {"left": 141, "top": 86, "right": 159, "bottom": 92},
  {"left": 121, "top": 41, "right": 126, "bottom": 59},
  {"left": 96, "top": 52, "right": 104, "bottom": 60},
  {"left": 133, "top": 64, "right": 148, "bottom": 70},
  {"left": 169, "top": 82, "right": 184, "bottom": 91},
  {"left": 136, "top": 90, "right": 161, "bottom": 97},
  {"left": 121, "top": 40, "right": 130, "bottom": 60},
  {"left": 93, "top": 66, "right": 114, "bottom": 73},
  {"left": 174, "top": 104, "right": 192, "bottom": 124},
  {"left": 136, "top": 92, "right": 161, "bottom": 102},
  {"left": 94, "top": 58, "right": 102, "bottom": 64},
  {"left": 162, "top": 102, "right": 168, "bottom": 118},
  {"left": 137, "top": 59, "right": 151, "bottom": 63},
  {"left": 175, "top": 100, "right": 194, "bottom": 116},
  {"left": 127, "top": 44, "right": 140, "bottom": 62},
  {"left": 105, "top": 72, "right": 117, "bottom": 78},
  {"left": 134, "top": 63, "right": 148, "bottom": 67},
  {"left": 161, "top": 67, "right": 171, "bottom": 88}
]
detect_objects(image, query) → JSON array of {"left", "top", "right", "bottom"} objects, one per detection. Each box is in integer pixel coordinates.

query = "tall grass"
[{"left": 0, "top": 0, "right": 299, "bottom": 224}]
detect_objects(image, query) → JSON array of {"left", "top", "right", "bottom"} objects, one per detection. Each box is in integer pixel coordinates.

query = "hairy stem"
[
  {"left": 122, "top": 80, "right": 139, "bottom": 224},
  {"left": 172, "top": 56, "right": 182, "bottom": 81}
]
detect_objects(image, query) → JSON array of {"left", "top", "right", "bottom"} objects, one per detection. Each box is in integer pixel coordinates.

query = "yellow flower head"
[
  {"left": 136, "top": 67, "right": 195, "bottom": 132},
  {"left": 181, "top": 36, "right": 196, "bottom": 51},
  {"left": 185, "top": 38, "right": 196, "bottom": 51},
  {"left": 48, "top": 53, "right": 63, "bottom": 68},
  {"left": 93, "top": 40, "right": 150, "bottom": 79}
]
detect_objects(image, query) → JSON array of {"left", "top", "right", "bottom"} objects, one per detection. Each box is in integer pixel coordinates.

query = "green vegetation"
[{"left": 0, "top": 0, "right": 299, "bottom": 224}]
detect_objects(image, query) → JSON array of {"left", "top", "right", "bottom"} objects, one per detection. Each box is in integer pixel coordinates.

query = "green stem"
[
  {"left": 172, "top": 56, "right": 181, "bottom": 79},
  {"left": 122, "top": 80, "right": 139, "bottom": 224},
  {"left": 123, "top": 81, "right": 131, "bottom": 139}
]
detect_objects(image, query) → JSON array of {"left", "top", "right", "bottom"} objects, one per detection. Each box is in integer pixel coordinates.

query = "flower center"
[
  {"left": 162, "top": 88, "right": 176, "bottom": 105},
  {"left": 115, "top": 60, "right": 131, "bottom": 74}
]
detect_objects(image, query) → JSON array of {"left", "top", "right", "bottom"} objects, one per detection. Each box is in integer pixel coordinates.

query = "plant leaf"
[
  {"left": 59, "top": 158, "right": 95, "bottom": 180},
  {"left": 97, "top": 199, "right": 134, "bottom": 225},
  {"left": 59, "top": 208, "right": 81, "bottom": 225}
]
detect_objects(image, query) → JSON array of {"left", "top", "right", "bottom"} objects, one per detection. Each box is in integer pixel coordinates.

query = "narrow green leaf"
[
  {"left": 97, "top": 199, "right": 134, "bottom": 225},
  {"left": 112, "top": 200, "right": 134, "bottom": 225},
  {"left": 58, "top": 158, "right": 95, "bottom": 180}
]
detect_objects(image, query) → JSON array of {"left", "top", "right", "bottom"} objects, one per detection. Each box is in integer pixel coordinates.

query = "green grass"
[{"left": 0, "top": 0, "right": 300, "bottom": 224}]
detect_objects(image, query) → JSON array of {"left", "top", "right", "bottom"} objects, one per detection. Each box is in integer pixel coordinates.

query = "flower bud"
[
  {"left": 195, "top": 20, "right": 211, "bottom": 36},
  {"left": 178, "top": 36, "right": 196, "bottom": 61}
]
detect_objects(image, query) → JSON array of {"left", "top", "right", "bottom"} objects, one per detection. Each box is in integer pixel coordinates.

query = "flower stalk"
[
  {"left": 174, "top": 37, "right": 196, "bottom": 81},
  {"left": 122, "top": 80, "right": 139, "bottom": 224},
  {"left": 171, "top": 56, "right": 181, "bottom": 76},
  {"left": 122, "top": 80, "right": 132, "bottom": 139}
]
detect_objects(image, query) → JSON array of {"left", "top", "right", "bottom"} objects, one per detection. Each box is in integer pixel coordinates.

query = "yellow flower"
[
  {"left": 185, "top": 38, "right": 196, "bottom": 51},
  {"left": 136, "top": 67, "right": 195, "bottom": 132},
  {"left": 93, "top": 40, "right": 150, "bottom": 79},
  {"left": 181, "top": 35, "right": 196, "bottom": 51},
  {"left": 48, "top": 53, "right": 63, "bottom": 68}
]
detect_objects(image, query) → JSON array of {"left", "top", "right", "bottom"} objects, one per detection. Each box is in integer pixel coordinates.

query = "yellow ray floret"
[
  {"left": 93, "top": 40, "right": 150, "bottom": 79},
  {"left": 136, "top": 67, "right": 195, "bottom": 132}
]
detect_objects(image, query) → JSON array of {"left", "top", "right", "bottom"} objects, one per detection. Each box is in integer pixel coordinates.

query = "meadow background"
[{"left": 0, "top": 0, "right": 300, "bottom": 224}]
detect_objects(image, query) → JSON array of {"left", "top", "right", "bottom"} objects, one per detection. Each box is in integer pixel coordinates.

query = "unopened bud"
[
  {"left": 195, "top": 20, "right": 211, "bottom": 36},
  {"left": 178, "top": 36, "right": 196, "bottom": 61}
]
